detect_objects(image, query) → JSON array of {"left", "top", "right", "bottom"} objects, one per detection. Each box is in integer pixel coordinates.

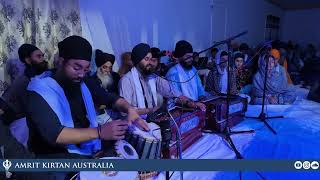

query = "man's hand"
[
  {"left": 127, "top": 108, "right": 150, "bottom": 131},
  {"left": 195, "top": 102, "right": 206, "bottom": 111},
  {"left": 99, "top": 120, "right": 128, "bottom": 140},
  {"left": 184, "top": 99, "right": 206, "bottom": 111}
]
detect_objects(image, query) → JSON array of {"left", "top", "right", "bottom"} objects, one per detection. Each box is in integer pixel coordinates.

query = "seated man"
[
  {"left": 205, "top": 50, "right": 238, "bottom": 96},
  {"left": 119, "top": 43, "right": 205, "bottom": 115},
  {"left": 252, "top": 54, "right": 297, "bottom": 105},
  {"left": 86, "top": 49, "right": 120, "bottom": 94},
  {"left": 0, "top": 44, "right": 48, "bottom": 147},
  {"left": 26, "top": 36, "right": 148, "bottom": 159},
  {"left": 166, "top": 40, "right": 206, "bottom": 102},
  {"left": 1, "top": 44, "right": 48, "bottom": 125}
]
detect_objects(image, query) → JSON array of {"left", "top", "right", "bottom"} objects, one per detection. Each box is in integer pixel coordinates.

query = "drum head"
[
  {"left": 130, "top": 122, "right": 162, "bottom": 141},
  {"left": 115, "top": 140, "right": 139, "bottom": 159},
  {"left": 79, "top": 157, "right": 138, "bottom": 180}
]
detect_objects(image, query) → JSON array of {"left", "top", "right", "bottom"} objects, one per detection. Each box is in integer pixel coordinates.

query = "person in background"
[
  {"left": 239, "top": 43, "right": 250, "bottom": 64},
  {"left": 205, "top": 50, "right": 238, "bottom": 96},
  {"left": 252, "top": 54, "right": 296, "bottom": 105},
  {"left": 208, "top": 47, "right": 219, "bottom": 67},
  {"left": 233, "top": 52, "right": 252, "bottom": 94},
  {"left": 86, "top": 49, "right": 120, "bottom": 94},
  {"left": 118, "top": 52, "right": 133, "bottom": 77},
  {"left": 0, "top": 44, "right": 48, "bottom": 148},
  {"left": 271, "top": 48, "right": 293, "bottom": 84},
  {"left": 1, "top": 44, "right": 48, "bottom": 125}
]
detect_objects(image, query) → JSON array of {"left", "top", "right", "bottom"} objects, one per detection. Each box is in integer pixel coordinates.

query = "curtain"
[
  {"left": 79, "top": 0, "right": 117, "bottom": 73},
  {"left": 0, "top": 0, "right": 81, "bottom": 95}
]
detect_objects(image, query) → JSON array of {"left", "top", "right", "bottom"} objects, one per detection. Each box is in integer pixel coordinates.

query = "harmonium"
[
  {"left": 152, "top": 107, "right": 206, "bottom": 158},
  {"left": 202, "top": 95, "right": 248, "bottom": 133}
]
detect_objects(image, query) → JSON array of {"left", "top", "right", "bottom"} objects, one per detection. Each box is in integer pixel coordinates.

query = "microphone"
[{"left": 145, "top": 100, "right": 172, "bottom": 153}]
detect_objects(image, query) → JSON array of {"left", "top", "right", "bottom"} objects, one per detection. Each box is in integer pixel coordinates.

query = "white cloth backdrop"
[
  {"left": 78, "top": 0, "right": 212, "bottom": 72},
  {"left": 79, "top": 0, "right": 117, "bottom": 72}
]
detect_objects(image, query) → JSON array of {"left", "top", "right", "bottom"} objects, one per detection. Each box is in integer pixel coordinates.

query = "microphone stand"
[
  {"left": 221, "top": 39, "right": 255, "bottom": 157},
  {"left": 167, "top": 109, "right": 183, "bottom": 180},
  {"left": 146, "top": 100, "right": 183, "bottom": 180},
  {"left": 245, "top": 54, "right": 283, "bottom": 135},
  {"left": 223, "top": 39, "right": 266, "bottom": 180},
  {"left": 205, "top": 32, "right": 264, "bottom": 179}
]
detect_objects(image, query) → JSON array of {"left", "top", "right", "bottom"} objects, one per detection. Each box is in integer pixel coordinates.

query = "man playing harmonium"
[
  {"left": 119, "top": 43, "right": 206, "bottom": 115},
  {"left": 165, "top": 41, "right": 207, "bottom": 109},
  {"left": 26, "top": 36, "right": 149, "bottom": 161}
]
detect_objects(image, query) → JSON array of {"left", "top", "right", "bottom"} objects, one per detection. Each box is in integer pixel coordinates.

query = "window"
[{"left": 265, "top": 15, "right": 280, "bottom": 41}]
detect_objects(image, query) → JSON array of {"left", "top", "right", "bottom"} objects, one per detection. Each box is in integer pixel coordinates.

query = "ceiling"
[{"left": 267, "top": 0, "right": 320, "bottom": 10}]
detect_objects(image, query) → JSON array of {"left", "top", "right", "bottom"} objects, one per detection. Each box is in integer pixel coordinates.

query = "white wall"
[
  {"left": 211, "top": 0, "right": 283, "bottom": 47},
  {"left": 282, "top": 8, "right": 320, "bottom": 47},
  {"left": 79, "top": 0, "right": 283, "bottom": 68},
  {"left": 80, "top": 0, "right": 212, "bottom": 66}
]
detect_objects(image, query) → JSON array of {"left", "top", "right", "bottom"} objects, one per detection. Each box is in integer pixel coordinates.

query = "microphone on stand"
[{"left": 145, "top": 98, "right": 184, "bottom": 180}]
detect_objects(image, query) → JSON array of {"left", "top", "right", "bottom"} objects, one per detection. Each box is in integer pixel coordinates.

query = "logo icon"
[
  {"left": 2, "top": 159, "right": 12, "bottom": 178},
  {"left": 303, "top": 161, "right": 311, "bottom": 169},
  {"left": 2, "top": 159, "right": 12, "bottom": 171},
  {"left": 294, "top": 161, "right": 302, "bottom": 169},
  {"left": 311, "top": 161, "right": 319, "bottom": 170}
]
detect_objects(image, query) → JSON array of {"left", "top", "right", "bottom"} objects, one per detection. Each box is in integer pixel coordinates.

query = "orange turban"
[{"left": 271, "top": 49, "right": 280, "bottom": 60}]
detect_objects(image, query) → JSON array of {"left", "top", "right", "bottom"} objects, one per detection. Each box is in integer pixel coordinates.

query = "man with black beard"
[
  {"left": 0, "top": 44, "right": 48, "bottom": 125},
  {"left": 0, "top": 44, "right": 48, "bottom": 179},
  {"left": 119, "top": 44, "right": 205, "bottom": 114},
  {"left": 26, "top": 36, "right": 148, "bottom": 161},
  {"left": 150, "top": 47, "right": 206, "bottom": 110},
  {"left": 166, "top": 40, "right": 207, "bottom": 105}
]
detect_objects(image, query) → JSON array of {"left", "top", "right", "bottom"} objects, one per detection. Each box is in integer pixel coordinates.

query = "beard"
[
  {"left": 31, "top": 61, "right": 49, "bottom": 75},
  {"left": 97, "top": 70, "right": 114, "bottom": 89},
  {"left": 180, "top": 60, "right": 193, "bottom": 70},
  {"left": 137, "top": 63, "right": 153, "bottom": 76}
]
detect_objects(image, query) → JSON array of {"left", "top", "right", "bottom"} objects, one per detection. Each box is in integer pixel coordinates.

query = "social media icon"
[
  {"left": 294, "top": 161, "right": 302, "bottom": 169},
  {"left": 303, "top": 161, "right": 311, "bottom": 169},
  {"left": 311, "top": 161, "right": 319, "bottom": 170}
]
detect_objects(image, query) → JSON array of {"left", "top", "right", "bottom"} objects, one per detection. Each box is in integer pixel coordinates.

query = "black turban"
[
  {"left": 58, "top": 35, "right": 92, "bottom": 61},
  {"left": 95, "top": 49, "right": 115, "bottom": 67},
  {"left": 174, "top": 40, "right": 193, "bottom": 58},
  {"left": 150, "top": 47, "right": 161, "bottom": 59},
  {"left": 131, "top": 43, "right": 150, "bottom": 65},
  {"left": 18, "top": 44, "right": 39, "bottom": 63}
]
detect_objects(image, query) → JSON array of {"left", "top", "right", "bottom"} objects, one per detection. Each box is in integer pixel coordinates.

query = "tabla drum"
[
  {"left": 78, "top": 157, "right": 139, "bottom": 180},
  {"left": 125, "top": 122, "right": 162, "bottom": 159},
  {"left": 139, "top": 171, "right": 160, "bottom": 180},
  {"left": 114, "top": 140, "right": 139, "bottom": 159}
]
